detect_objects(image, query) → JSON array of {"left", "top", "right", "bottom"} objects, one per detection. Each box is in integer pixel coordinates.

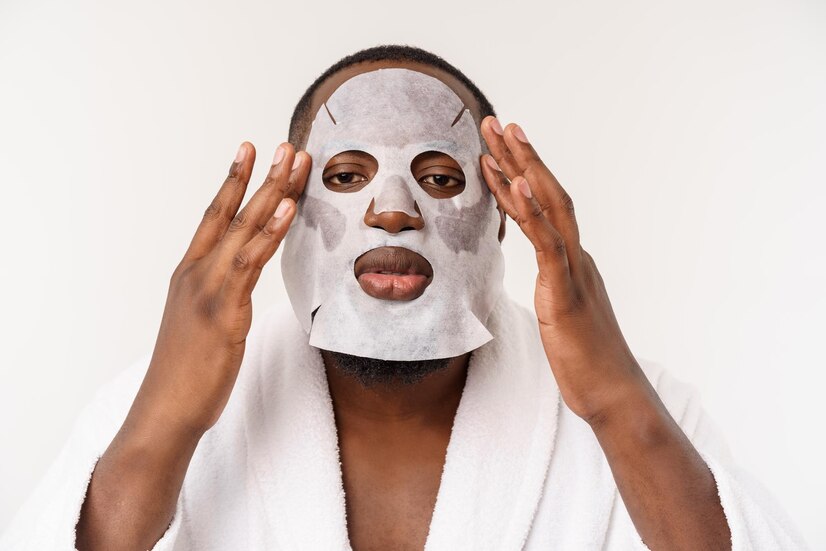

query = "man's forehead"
[
  {"left": 307, "top": 60, "right": 483, "bottom": 128},
  {"left": 324, "top": 68, "right": 465, "bottom": 136},
  {"left": 304, "top": 68, "right": 481, "bottom": 157}
]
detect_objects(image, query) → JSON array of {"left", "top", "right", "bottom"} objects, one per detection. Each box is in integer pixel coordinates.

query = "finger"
[
  {"left": 509, "top": 175, "right": 574, "bottom": 298},
  {"left": 480, "top": 154, "right": 518, "bottom": 219},
  {"left": 218, "top": 142, "right": 300, "bottom": 255},
  {"left": 183, "top": 142, "right": 256, "bottom": 261},
  {"left": 284, "top": 150, "right": 311, "bottom": 202},
  {"left": 480, "top": 116, "right": 522, "bottom": 181},
  {"left": 502, "top": 123, "right": 581, "bottom": 264},
  {"left": 222, "top": 198, "right": 296, "bottom": 304}
]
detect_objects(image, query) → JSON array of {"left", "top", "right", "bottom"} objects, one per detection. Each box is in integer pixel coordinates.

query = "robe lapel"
[
  {"left": 424, "top": 297, "right": 560, "bottom": 550},
  {"left": 240, "top": 295, "right": 559, "bottom": 550},
  {"left": 241, "top": 305, "right": 351, "bottom": 550}
]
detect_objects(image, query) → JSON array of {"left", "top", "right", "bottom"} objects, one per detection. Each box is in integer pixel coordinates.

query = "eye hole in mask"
[
  {"left": 322, "top": 149, "right": 466, "bottom": 199},
  {"left": 322, "top": 150, "right": 378, "bottom": 193},
  {"left": 410, "top": 151, "right": 466, "bottom": 199}
]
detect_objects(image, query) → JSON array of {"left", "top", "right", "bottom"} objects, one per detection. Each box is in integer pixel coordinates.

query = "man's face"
[{"left": 281, "top": 66, "right": 505, "bottom": 362}]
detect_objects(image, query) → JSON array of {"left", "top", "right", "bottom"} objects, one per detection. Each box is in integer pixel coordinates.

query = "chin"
[{"left": 324, "top": 350, "right": 451, "bottom": 388}]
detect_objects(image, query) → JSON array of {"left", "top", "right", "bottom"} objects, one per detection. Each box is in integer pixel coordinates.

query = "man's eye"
[
  {"left": 421, "top": 174, "right": 463, "bottom": 188},
  {"left": 327, "top": 172, "right": 367, "bottom": 186}
]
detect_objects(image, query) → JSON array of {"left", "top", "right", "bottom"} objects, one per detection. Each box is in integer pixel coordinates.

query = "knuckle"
[
  {"left": 169, "top": 266, "right": 183, "bottom": 287},
  {"left": 284, "top": 178, "right": 296, "bottom": 197},
  {"left": 203, "top": 201, "right": 223, "bottom": 221},
  {"left": 223, "top": 173, "right": 242, "bottom": 190},
  {"left": 264, "top": 174, "right": 286, "bottom": 192},
  {"left": 261, "top": 220, "right": 280, "bottom": 239},
  {"left": 582, "top": 248, "right": 597, "bottom": 270},
  {"left": 569, "top": 289, "right": 587, "bottom": 312},
  {"left": 530, "top": 201, "right": 544, "bottom": 219},
  {"left": 229, "top": 210, "right": 249, "bottom": 231},
  {"left": 231, "top": 250, "right": 253, "bottom": 272},
  {"left": 550, "top": 233, "right": 567, "bottom": 257},
  {"left": 266, "top": 173, "right": 292, "bottom": 195},
  {"left": 524, "top": 158, "right": 546, "bottom": 175},
  {"left": 533, "top": 232, "right": 567, "bottom": 262},
  {"left": 559, "top": 191, "right": 576, "bottom": 216},
  {"left": 522, "top": 160, "right": 548, "bottom": 184},
  {"left": 170, "top": 260, "right": 193, "bottom": 285},
  {"left": 539, "top": 203, "right": 556, "bottom": 220}
]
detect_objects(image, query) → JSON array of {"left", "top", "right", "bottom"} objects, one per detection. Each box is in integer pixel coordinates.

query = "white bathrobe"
[{"left": 0, "top": 295, "right": 809, "bottom": 550}]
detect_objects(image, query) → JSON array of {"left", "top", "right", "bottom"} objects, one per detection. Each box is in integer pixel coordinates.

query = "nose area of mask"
[{"left": 372, "top": 174, "right": 420, "bottom": 217}]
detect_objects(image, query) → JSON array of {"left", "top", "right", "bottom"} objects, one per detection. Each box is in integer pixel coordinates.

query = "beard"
[{"left": 324, "top": 349, "right": 452, "bottom": 388}]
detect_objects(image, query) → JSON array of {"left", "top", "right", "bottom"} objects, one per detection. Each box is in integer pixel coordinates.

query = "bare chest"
[{"left": 338, "top": 430, "right": 451, "bottom": 551}]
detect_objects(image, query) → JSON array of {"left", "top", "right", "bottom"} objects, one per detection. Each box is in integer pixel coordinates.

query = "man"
[{"left": 0, "top": 45, "right": 806, "bottom": 550}]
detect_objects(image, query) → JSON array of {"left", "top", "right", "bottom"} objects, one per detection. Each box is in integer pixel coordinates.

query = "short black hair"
[{"left": 288, "top": 44, "right": 496, "bottom": 147}]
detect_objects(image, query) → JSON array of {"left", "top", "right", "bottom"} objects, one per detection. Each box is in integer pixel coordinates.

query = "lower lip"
[{"left": 357, "top": 273, "right": 431, "bottom": 301}]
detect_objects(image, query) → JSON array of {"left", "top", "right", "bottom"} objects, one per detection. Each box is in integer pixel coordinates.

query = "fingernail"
[
  {"left": 291, "top": 153, "right": 302, "bottom": 171},
  {"left": 484, "top": 155, "right": 500, "bottom": 172},
  {"left": 490, "top": 117, "right": 504, "bottom": 135},
  {"left": 516, "top": 177, "right": 532, "bottom": 198},
  {"left": 235, "top": 143, "right": 247, "bottom": 163},
  {"left": 274, "top": 199, "right": 291, "bottom": 219},
  {"left": 512, "top": 124, "right": 529, "bottom": 144},
  {"left": 272, "top": 145, "right": 286, "bottom": 166}
]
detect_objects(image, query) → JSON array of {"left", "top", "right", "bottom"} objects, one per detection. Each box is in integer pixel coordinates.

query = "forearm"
[
  {"left": 75, "top": 399, "right": 203, "bottom": 551},
  {"left": 589, "top": 381, "right": 731, "bottom": 551}
]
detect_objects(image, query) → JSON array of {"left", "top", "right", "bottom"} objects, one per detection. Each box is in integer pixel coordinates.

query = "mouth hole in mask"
[
  {"left": 410, "top": 151, "right": 466, "bottom": 199},
  {"left": 322, "top": 150, "right": 378, "bottom": 193}
]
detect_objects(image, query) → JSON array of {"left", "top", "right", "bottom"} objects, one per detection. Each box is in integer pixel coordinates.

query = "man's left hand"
[{"left": 479, "top": 116, "right": 651, "bottom": 425}]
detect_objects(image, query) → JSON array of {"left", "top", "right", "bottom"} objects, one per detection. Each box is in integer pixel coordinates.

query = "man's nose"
[
  {"left": 363, "top": 198, "right": 424, "bottom": 233},
  {"left": 363, "top": 175, "right": 425, "bottom": 233}
]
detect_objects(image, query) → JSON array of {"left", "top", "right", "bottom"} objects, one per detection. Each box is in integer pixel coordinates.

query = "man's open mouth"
[{"left": 353, "top": 246, "right": 434, "bottom": 301}]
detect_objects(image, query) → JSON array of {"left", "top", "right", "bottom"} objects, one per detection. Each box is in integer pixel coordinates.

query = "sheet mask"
[{"left": 281, "top": 68, "right": 505, "bottom": 361}]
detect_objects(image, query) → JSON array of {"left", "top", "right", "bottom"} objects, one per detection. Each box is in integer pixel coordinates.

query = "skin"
[
  {"left": 75, "top": 142, "right": 311, "bottom": 550},
  {"left": 478, "top": 117, "right": 732, "bottom": 550},
  {"left": 323, "top": 350, "right": 468, "bottom": 550},
  {"left": 75, "top": 58, "right": 731, "bottom": 551}
]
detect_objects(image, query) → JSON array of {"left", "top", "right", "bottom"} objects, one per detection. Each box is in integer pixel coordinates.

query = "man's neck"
[{"left": 321, "top": 350, "right": 470, "bottom": 428}]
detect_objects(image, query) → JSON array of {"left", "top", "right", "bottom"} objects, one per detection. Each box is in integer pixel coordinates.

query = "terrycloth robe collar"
[{"left": 235, "top": 294, "right": 560, "bottom": 550}]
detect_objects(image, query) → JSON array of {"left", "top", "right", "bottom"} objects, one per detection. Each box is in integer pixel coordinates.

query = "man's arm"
[
  {"left": 589, "top": 375, "right": 730, "bottom": 549},
  {"left": 75, "top": 405, "right": 202, "bottom": 550},
  {"left": 75, "top": 142, "right": 308, "bottom": 550},
  {"left": 478, "top": 116, "right": 730, "bottom": 550}
]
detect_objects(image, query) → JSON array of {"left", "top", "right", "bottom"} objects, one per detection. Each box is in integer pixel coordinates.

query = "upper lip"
[{"left": 354, "top": 247, "right": 434, "bottom": 279}]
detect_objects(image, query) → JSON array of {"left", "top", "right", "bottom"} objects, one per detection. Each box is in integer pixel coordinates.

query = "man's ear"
[{"left": 497, "top": 206, "right": 506, "bottom": 242}]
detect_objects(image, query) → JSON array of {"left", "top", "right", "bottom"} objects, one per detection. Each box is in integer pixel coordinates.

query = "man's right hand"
[
  {"left": 135, "top": 141, "right": 309, "bottom": 435},
  {"left": 76, "top": 142, "right": 309, "bottom": 551}
]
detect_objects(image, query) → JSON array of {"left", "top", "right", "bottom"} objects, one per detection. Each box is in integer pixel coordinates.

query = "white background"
[{"left": 1, "top": 0, "right": 824, "bottom": 547}]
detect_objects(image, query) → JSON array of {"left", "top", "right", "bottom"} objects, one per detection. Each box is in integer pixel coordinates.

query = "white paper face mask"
[{"left": 281, "top": 68, "right": 505, "bottom": 361}]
